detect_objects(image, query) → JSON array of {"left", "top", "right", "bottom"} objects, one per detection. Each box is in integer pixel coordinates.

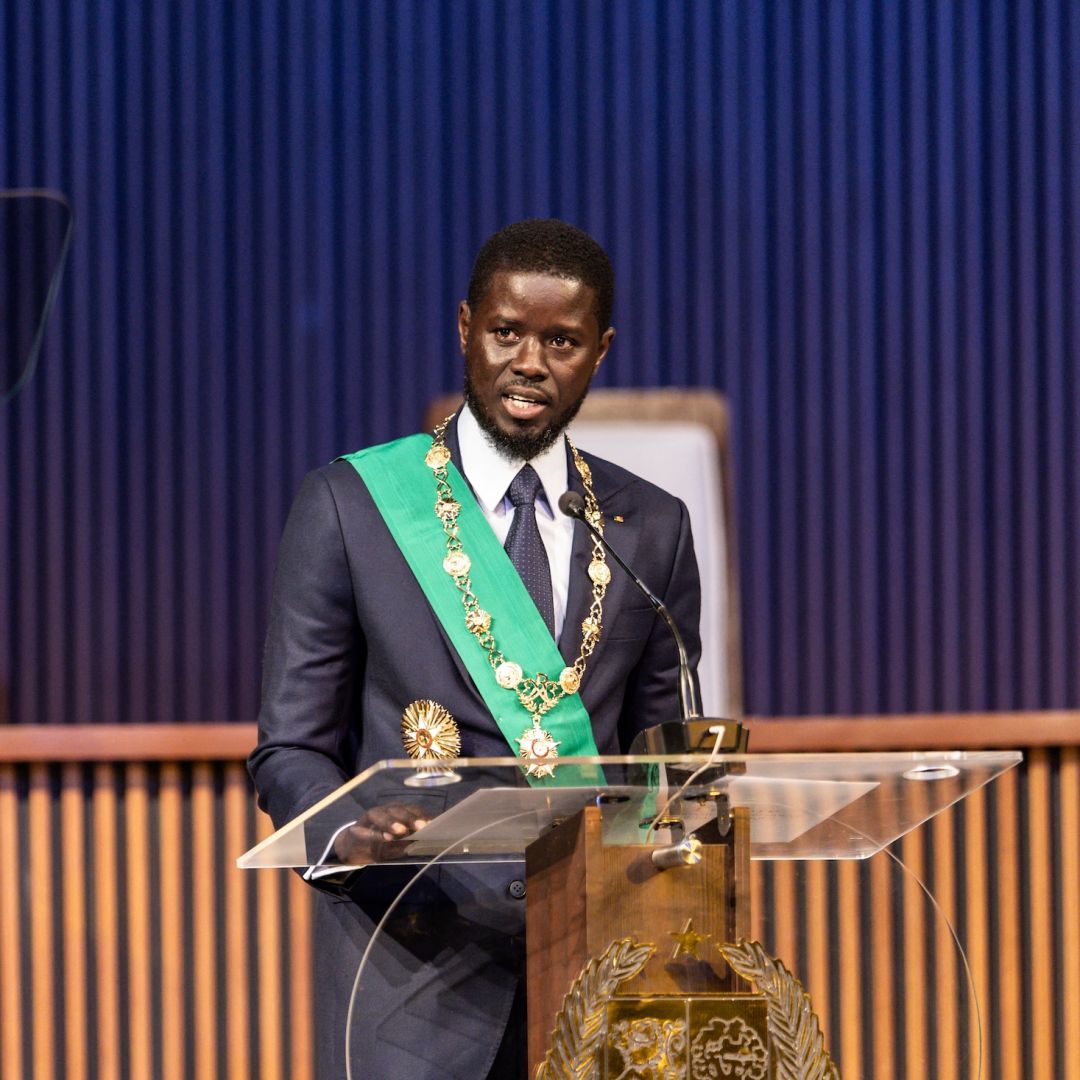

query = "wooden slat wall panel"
[
  {"left": 0, "top": 736, "right": 1077, "bottom": 1078},
  {"left": 0, "top": 761, "right": 314, "bottom": 1080}
]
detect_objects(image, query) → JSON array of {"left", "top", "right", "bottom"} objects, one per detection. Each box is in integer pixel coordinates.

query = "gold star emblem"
[
  {"left": 669, "top": 918, "right": 710, "bottom": 961},
  {"left": 401, "top": 700, "right": 461, "bottom": 761}
]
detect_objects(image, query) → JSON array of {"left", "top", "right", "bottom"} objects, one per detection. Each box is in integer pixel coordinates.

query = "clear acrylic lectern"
[{"left": 239, "top": 750, "right": 1020, "bottom": 1078}]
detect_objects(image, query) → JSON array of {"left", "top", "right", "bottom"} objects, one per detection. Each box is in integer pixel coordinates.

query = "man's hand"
[{"left": 332, "top": 803, "right": 431, "bottom": 865}]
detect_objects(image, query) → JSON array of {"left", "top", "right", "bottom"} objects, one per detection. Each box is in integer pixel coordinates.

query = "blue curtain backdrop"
[{"left": 1, "top": 0, "right": 1077, "bottom": 724}]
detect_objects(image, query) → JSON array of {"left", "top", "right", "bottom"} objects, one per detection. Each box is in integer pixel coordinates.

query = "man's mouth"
[{"left": 501, "top": 390, "right": 549, "bottom": 421}]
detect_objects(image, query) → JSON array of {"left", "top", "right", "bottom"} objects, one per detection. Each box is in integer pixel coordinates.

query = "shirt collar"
[{"left": 457, "top": 403, "right": 570, "bottom": 515}]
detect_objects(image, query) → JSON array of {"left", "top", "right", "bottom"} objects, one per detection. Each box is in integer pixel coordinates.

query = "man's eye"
[
  {"left": 494, "top": 328, "right": 517, "bottom": 341},
  {"left": 551, "top": 335, "right": 573, "bottom": 348}
]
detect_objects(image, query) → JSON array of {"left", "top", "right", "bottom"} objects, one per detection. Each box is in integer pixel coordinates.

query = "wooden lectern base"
[{"left": 524, "top": 804, "right": 751, "bottom": 1073}]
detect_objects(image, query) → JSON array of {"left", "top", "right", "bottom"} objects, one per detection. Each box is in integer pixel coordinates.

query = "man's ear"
[
  {"left": 594, "top": 326, "right": 615, "bottom": 371},
  {"left": 457, "top": 301, "right": 471, "bottom": 355}
]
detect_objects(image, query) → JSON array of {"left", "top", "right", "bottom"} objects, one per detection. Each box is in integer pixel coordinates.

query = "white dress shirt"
[{"left": 456, "top": 404, "right": 576, "bottom": 641}]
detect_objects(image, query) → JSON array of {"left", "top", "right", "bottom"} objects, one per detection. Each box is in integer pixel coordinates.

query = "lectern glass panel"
[{"left": 238, "top": 751, "right": 1021, "bottom": 869}]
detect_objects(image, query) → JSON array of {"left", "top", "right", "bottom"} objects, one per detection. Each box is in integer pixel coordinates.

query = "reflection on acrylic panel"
[{"left": 1, "top": 191, "right": 73, "bottom": 405}]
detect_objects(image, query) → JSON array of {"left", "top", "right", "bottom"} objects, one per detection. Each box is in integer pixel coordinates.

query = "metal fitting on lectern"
[{"left": 651, "top": 835, "right": 703, "bottom": 870}]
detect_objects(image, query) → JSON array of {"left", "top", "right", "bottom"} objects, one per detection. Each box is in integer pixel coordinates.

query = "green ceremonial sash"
[{"left": 341, "top": 434, "right": 603, "bottom": 787}]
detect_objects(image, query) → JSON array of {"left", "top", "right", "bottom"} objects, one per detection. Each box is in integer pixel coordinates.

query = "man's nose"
[{"left": 510, "top": 335, "right": 548, "bottom": 377}]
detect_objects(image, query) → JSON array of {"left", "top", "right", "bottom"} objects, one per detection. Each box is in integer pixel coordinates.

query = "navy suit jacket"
[{"left": 248, "top": 416, "right": 702, "bottom": 1079}]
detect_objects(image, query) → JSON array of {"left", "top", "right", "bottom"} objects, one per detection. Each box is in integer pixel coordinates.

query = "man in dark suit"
[{"left": 249, "top": 219, "right": 701, "bottom": 1079}]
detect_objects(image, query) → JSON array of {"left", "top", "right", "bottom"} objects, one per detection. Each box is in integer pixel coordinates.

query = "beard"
[{"left": 463, "top": 372, "right": 592, "bottom": 462}]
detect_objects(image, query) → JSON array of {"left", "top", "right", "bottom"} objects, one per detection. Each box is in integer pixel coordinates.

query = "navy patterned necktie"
[{"left": 504, "top": 464, "right": 555, "bottom": 637}]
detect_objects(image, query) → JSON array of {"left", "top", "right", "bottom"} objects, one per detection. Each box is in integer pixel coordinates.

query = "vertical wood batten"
[
  {"left": 60, "top": 763, "right": 88, "bottom": 1080},
  {"left": 191, "top": 763, "right": 218, "bottom": 1080},
  {"left": 767, "top": 860, "right": 799, "bottom": 985},
  {"left": 869, "top": 851, "right": 896, "bottom": 1080},
  {"left": 993, "top": 767, "right": 1023, "bottom": 1080},
  {"left": 963, "top": 784, "right": 991, "bottom": 1078},
  {"left": 254, "top": 807, "right": 284, "bottom": 1080},
  {"left": 836, "top": 860, "right": 862, "bottom": 1077},
  {"left": 0, "top": 765, "right": 24, "bottom": 1080},
  {"left": 1026, "top": 752, "right": 1054, "bottom": 1078},
  {"left": 899, "top": 826, "right": 928, "bottom": 1075},
  {"left": 1062, "top": 749, "right": 1080, "bottom": 1080},
  {"left": 224, "top": 767, "right": 253, "bottom": 1080},
  {"left": 28, "top": 764, "right": 55, "bottom": 1080},
  {"left": 803, "top": 860, "right": 830, "bottom": 1043},
  {"left": 158, "top": 763, "right": 185, "bottom": 1080},
  {"left": 930, "top": 809, "right": 960, "bottom": 1080},
  {"left": 91, "top": 763, "right": 121, "bottom": 1080},
  {"left": 125, "top": 763, "right": 153, "bottom": 1080}
]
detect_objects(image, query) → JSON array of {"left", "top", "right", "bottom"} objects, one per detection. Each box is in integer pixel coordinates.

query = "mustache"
[{"left": 499, "top": 380, "right": 552, "bottom": 403}]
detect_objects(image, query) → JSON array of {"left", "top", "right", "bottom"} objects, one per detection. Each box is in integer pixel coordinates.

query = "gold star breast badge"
[{"left": 401, "top": 700, "right": 461, "bottom": 761}]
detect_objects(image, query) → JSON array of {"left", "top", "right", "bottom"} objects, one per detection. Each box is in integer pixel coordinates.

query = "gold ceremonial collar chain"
[{"left": 425, "top": 415, "right": 610, "bottom": 776}]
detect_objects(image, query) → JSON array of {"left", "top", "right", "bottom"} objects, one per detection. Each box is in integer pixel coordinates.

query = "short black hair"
[{"left": 466, "top": 219, "right": 615, "bottom": 333}]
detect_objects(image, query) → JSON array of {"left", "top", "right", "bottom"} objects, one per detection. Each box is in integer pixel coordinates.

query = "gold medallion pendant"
[
  {"left": 424, "top": 444, "right": 451, "bottom": 470},
  {"left": 516, "top": 722, "right": 561, "bottom": 779}
]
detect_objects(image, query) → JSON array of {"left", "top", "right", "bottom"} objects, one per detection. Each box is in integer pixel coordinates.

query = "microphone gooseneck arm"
[{"left": 558, "top": 491, "right": 701, "bottom": 719}]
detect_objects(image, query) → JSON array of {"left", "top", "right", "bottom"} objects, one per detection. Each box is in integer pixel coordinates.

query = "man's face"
[{"left": 458, "top": 270, "right": 615, "bottom": 460}]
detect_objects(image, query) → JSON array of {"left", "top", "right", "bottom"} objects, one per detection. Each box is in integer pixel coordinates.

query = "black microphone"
[{"left": 558, "top": 490, "right": 701, "bottom": 720}]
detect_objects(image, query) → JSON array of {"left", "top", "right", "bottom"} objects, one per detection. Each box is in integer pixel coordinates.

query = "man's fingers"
[
  {"left": 331, "top": 802, "right": 435, "bottom": 864},
  {"left": 333, "top": 823, "right": 416, "bottom": 865},
  {"left": 361, "top": 803, "right": 431, "bottom": 834}
]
